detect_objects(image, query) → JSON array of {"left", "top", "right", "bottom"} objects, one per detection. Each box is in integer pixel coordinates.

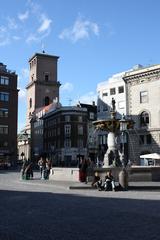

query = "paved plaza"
[{"left": 0, "top": 170, "right": 160, "bottom": 240}]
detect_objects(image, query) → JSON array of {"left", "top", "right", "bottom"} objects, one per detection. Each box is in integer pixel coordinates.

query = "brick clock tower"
[{"left": 26, "top": 52, "right": 61, "bottom": 128}]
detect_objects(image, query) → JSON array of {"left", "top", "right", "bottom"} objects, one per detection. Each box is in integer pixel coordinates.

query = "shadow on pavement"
[{"left": 0, "top": 188, "right": 160, "bottom": 240}]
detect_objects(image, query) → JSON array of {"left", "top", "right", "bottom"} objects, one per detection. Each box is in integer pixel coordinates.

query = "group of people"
[
  {"left": 21, "top": 158, "right": 33, "bottom": 180},
  {"left": 92, "top": 170, "right": 116, "bottom": 191},
  {"left": 38, "top": 158, "right": 52, "bottom": 180},
  {"left": 21, "top": 157, "right": 52, "bottom": 180}
]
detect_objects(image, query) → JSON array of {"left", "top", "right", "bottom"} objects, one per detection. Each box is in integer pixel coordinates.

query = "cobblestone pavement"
[{"left": 0, "top": 170, "right": 160, "bottom": 240}]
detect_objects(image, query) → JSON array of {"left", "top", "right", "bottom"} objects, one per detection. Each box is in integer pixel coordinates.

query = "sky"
[{"left": 1, "top": 0, "right": 160, "bottom": 132}]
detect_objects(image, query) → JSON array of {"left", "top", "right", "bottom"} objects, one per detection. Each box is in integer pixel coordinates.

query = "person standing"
[
  {"left": 79, "top": 158, "right": 88, "bottom": 182},
  {"left": 38, "top": 158, "right": 45, "bottom": 179}
]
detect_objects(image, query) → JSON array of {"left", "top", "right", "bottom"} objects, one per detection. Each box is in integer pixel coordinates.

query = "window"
[
  {"left": 44, "top": 96, "right": 50, "bottom": 106},
  {"left": 102, "top": 92, "right": 108, "bottom": 97},
  {"left": 146, "top": 134, "right": 152, "bottom": 144},
  {"left": 140, "top": 111, "right": 149, "bottom": 127},
  {"left": 89, "top": 112, "right": 95, "bottom": 119},
  {"left": 0, "top": 108, "right": 8, "bottom": 117},
  {"left": 97, "top": 105, "right": 100, "bottom": 112},
  {"left": 77, "top": 139, "right": 83, "bottom": 148},
  {"left": 140, "top": 91, "right": 148, "bottom": 103},
  {"left": 57, "top": 128, "right": 60, "bottom": 135},
  {"left": 139, "top": 134, "right": 152, "bottom": 145},
  {"left": 64, "top": 139, "right": 71, "bottom": 148},
  {"left": 0, "top": 92, "right": 9, "bottom": 101},
  {"left": 78, "top": 116, "right": 82, "bottom": 122},
  {"left": 110, "top": 88, "right": 116, "bottom": 95},
  {"left": 139, "top": 135, "right": 144, "bottom": 145},
  {"left": 45, "top": 74, "right": 49, "bottom": 81},
  {"left": 64, "top": 125, "right": 71, "bottom": 136},
  {"left": 103, "top": 105, "right": 108, "bottom": 112},
  {"left": 78, "top": 125, "right": 83, "bottom": 135},
  {"left": 118, "top": 86, "right": 124, "bottom": 93},
  {"left": 0, "top": 76, "right": 9, "bottom": 85},
  {"left": 118, "top": 101, "right": 125, "bottom": 109},
  {"left": 0, "top": 125, "right": 8, "bottom": 134},
  {"left": 29, "top": 98, "right": 32, "bottom": 108},
  {"left": 0, "top": 140, "right": 8, "bottom": 147},
  {"left": 65, "top": 115, "right": 70, "bottom": 122}
]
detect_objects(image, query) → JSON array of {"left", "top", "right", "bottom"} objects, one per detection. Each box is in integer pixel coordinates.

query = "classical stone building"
[
  {"left": 123, "top": 64, "right": 160, "bottom": 164},
  {"left": 0, "top": 63, "right": 18, "bottom": 166}
]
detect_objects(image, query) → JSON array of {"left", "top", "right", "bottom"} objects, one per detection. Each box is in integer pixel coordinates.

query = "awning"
[{"left": 140, "top": 153, "right": 160, "bottom": 160}]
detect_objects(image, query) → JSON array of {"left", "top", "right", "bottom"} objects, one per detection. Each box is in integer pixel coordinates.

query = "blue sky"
[{"left": 1, "top": 0, "right": 160, "bottom": 132}]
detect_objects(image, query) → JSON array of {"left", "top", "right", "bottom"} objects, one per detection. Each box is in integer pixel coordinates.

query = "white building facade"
[
  {"left": 123, "top": 64, "right": 160, "bottom": 164},
  {"left": 97, "top": 71, "right": 127, "bottom": 120},
  {"left": 97, "top": 64, "right": 160, "bottom": 165}
]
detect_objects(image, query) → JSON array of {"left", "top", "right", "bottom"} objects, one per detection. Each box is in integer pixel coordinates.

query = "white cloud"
[
  {"left": 60, "top": 82, "right": 74, "bottom": 92},
  {"left": 0, "top": 1, "right": 52, "bottom": 47},
  {"left": 26, "top": 33, "right": 38, "bottom": 43},
  {"left": 7, "top": 17, "right": 18, "bottom": 30},
  {"left": 18, "top": 11, "right": 29, "bottom": 21},
  {"left": 18, "top": 68, "right": 29, "bottom": 85},
  {"left": 73, "top": 91, "right": 97, "bottom": 105},
  {"left": 38, "top": 14, "right": 52, "bottom": 33},
  {"left": 59, "top": 17, "right": 99, "bottom": 43},
  {"left": 0, "top": 26, "right": 10, "bottom": 46},
  {"left": 12, "top": 35, "right": 21, "bottom": 41},
  {"left": 21, "top": 68, "right": 29, "bottom": 79}
]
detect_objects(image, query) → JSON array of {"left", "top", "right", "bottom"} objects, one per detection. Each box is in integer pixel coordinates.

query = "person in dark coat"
[{"left": 79, "top": 158, "right": 88, "bottom": 182}]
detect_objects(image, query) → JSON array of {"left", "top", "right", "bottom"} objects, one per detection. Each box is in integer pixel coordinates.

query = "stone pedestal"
[
  {"left": 103, "top": 132, "right": 117, "bottom": 167},
  {"left": 119, "top": 168, "right": 128, "bottom": 190}
]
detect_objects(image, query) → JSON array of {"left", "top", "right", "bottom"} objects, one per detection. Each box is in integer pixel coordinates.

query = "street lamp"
[
  {"left": 119, "top": 114, "right": 129, "bottom": 190},
  {"left": 22, "top": 130, "right": 30, "bottom": 160}
]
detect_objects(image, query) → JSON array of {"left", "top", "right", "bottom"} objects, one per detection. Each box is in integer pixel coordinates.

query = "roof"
[{"left": 29, "top": 52, "right": 59, "bottom": 62}]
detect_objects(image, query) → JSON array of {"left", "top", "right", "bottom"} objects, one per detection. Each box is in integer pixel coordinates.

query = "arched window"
[
  {"left": 140, "top": 111, "right": 149, "bottom": 127},
  {"left": 44, "top": 96, "right": 50, "bottom": 106},
  {"left": 29, "top": 98, "right": 32, "bottom": 108}
]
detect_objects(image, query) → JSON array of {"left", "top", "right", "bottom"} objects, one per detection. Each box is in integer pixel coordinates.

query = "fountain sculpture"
[{"left": 94, "top": 98, "right": 134, "bottom": 184}]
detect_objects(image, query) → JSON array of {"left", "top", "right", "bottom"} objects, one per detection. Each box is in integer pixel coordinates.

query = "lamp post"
[
  {"left": 119, "top": 114, "right": 129, "bottom": 190},
  {"left": 22, "top": 130, "right": 30, "bottom": 160}
]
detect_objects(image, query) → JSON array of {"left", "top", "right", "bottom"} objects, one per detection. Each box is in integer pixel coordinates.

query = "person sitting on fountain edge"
[{"left": 104, "top": 170, "right": 116, "bottom": 191}]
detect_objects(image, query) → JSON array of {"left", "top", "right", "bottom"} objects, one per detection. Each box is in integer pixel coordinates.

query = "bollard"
[{"left": 119, "top": 168, "right": 128, "bottom": 190}]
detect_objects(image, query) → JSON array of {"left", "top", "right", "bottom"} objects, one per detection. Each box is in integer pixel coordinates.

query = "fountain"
[{"left": 93, "top": 98, "right": 134, "bottom": 189}]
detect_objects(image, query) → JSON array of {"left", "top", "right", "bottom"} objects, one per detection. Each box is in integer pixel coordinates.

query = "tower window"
[
  {"left": 45, "top": 74, "right": 49, "bottom": 81},
  {"left": 44, "top": 96, "right": 50, "bottom": 106},
  {"left": 29, "top": 98, "right": 32, "bottom": 108}
]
